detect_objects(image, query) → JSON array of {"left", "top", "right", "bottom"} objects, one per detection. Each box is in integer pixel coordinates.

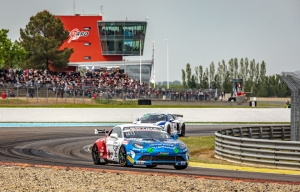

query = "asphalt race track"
[{"left": 0, "top": 125, "right": 299, "bottom": 183}]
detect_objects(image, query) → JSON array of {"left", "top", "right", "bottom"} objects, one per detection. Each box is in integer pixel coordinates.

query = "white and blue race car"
[
  {"left": 92, "top": 124, "right": 189, "bottom": 170},
  {"left": 134, "top": 112, "right": 186, "bottom": 136}
]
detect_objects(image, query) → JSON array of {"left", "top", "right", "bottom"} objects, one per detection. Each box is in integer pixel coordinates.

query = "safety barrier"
[
  {"left": 215, "top": 125, "right": 300, "bottom": 169},
  {"left": 0, "top": 84, "right": 223, "bottom": 104}
]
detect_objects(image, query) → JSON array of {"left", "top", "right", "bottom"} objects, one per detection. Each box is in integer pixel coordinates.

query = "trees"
[
  {"left": 188, "top": 75, "right": 197, "bottom": 88},
  {"left": 198, "top": 65, "right": 203, "bottom": 88},
  {"left": 181, "top": 69, "right": 187, "bottom": 88},
  {"left": 228, "top": 59, "right": 234, "bottom": 81},
  {"left": 209, "top": 62, "right": 215, "bottom": 88},
  {"left": 194, "top": 66, "right": 199, "bottom": 85},
  {"left": 178, "top": 58, "right": 290, "bottom": 97},
  {"left": 19, "top": 10, "right": 73, "bottom": 71},
  {"left": 0, "top": 29, "right": 27, "bottom": 68},
  {"left": 185, "top": 63, "right": 192, "bottom": 86},
  {"left": 222, "top": 71, "right": 232, "bottom": 93},
  {"left": 181, "top": 63, "right": 198, "bottom": 88}
]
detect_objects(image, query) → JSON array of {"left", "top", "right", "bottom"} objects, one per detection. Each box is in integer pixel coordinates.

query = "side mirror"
[
  {"left": 110, "top": 133, "right": 118, "bottom": 139},
  {"left": 172, "top": 134, "right": 179, "bottom": 140}
]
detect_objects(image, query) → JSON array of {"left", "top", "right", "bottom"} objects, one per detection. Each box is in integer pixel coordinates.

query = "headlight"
[
  {"left": 179, "top": 142, "right": 186, "bottom": 149},
  {"left": 133, "top": 143, "right": 144, "bottom": 149},
  {"left": 186, "top": 152, "right": 189, "bottom": 160},
  {"left": 130, "top": 150, "right": 136, "bottom": 158}
]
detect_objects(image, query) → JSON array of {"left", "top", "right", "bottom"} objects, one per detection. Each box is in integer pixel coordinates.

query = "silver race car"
[{"left": 134, "top": 112, "right": 185, "bottom": 136}]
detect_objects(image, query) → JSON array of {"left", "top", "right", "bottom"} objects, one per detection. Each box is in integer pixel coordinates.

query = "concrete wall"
[{"left": 0, "top": 108, "right": 290, "bottom": 123}]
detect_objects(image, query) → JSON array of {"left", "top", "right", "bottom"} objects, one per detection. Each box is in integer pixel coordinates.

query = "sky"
[{"left": 0, "top": 0, "right": 300, "bottom": 82}]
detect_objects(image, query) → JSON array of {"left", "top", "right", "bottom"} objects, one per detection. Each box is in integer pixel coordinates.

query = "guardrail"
[{"left": 215, "top": 126, "right": 300, "bottom": 169}]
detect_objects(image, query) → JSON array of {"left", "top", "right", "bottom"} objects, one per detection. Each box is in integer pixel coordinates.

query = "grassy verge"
[
  {"left": 179, "top": 136, "right": 252, "bottom": 166},
  {"left": 0, "top": 100, "right": 286, "bottom": 108},
  {"left": 179, "top": 136, "right": 298, "bottom": 170},
  {"left": 179, "top": 136, "right": 225, "bottom": 164}
]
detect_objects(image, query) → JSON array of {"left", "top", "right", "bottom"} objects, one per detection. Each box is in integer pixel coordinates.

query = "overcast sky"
[{"left": 1, "top": 0, "right": 299, "bottom": 82}]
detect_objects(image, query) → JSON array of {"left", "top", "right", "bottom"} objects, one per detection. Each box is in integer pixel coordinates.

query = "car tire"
[
  {"left": 119, "top": 146, "right": 128, "bottom": 167},
  {"left": 179, "top": 124, "right": 185, "bottom": 137},
  {"left": 167, "top": 125, "right": 171, "bottom": 135},
  {"left": 146, "top": 165, "right": 157, "bottom": 168},
  {"left": 174, "top": 165, "right": 188, "bottom": 170},
  {"left": 92, "top": 145, "right": 105, "bottom": 165}
]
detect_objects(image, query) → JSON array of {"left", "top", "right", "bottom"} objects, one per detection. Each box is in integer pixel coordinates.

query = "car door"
[
  {"left": 106, "top": 126, "right": 123, "bottom": 162},
  {"left": 167, "top": 114, "right": 177, "bottom": 132}
]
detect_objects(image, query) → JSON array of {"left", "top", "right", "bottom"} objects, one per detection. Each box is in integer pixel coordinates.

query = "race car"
[
  {"left": 133, "top": 112, "right": 186, "bottom": 136},
  {"left": 92, "top": 124, "right": 189, "bottom": 170}
]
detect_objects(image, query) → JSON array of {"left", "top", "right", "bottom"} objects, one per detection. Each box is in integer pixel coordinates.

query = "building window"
[
  {"left": 84, "top": 42, "right": 91, "bottom": 46},
  {"left": 84, "top": 56, "right": 91, "bottom": 60},
  {"left": 84, "top": 27, "right": 91, "bottom": 30}
]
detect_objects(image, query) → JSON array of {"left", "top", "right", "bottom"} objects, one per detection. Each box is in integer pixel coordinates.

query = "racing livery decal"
[{"left": 93, "top": 125, "right": 189, "bottom": 169}]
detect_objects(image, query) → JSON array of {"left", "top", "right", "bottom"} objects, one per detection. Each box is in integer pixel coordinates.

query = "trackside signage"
[{"left": 68, "top": 28, "right": 89, "bottom": 43}]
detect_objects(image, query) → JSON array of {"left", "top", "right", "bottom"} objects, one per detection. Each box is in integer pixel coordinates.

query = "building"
[{"left": 57, "top": 14, "right": 152, "bottom": 83}]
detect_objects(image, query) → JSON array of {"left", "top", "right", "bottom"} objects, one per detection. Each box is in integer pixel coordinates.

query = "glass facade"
[
  {"left": 98, "top": 21, "right": 147, "bottom": 56},
  {"left": 126, "top": 65, "right": 151, "bottom": 83}
]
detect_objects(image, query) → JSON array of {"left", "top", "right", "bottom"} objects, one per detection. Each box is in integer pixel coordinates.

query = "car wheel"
[
  {"left": 92, "top": 145, "right": 105, "bottom": 165},
  {"left": 180, "top": 124, "right": 185, "bottom": 137},
  {"left": 146, "top": 165, "right": 157, "bottom": 168},
  {"left": 119, "top": 146, "right": 128, "bottom": 167},
  {"left": 167, "top": 125, "right": 171, "bottom": 135},
  {"left": 174, "top": 165, "right": 188, "bottom": 170}
]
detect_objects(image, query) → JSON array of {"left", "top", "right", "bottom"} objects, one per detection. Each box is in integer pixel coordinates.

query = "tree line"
[
  {"left": 180, "top": 58, "right": 290, "bottom": 97},
  {"left": 0, "top": 10, "right": 73, "bottom": 71}
]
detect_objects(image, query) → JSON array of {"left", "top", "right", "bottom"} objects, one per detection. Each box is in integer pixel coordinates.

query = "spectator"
[
  {"left": 285, "top": 101, "right": 291, "bottom": 108},
  {"left": 8, "top": 90, "right": 15, "bottom": 97},
  {"left": 29, "top": 87, "right": 34, "bottom": 98}
]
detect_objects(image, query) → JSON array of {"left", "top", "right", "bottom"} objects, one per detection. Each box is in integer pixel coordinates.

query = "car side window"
[
  {"left": 109, "top": 127, "right": 122, "bottom": 138},
  {"left": 155, "top": 115, "right": 166, "bottom": 121},
  {"left": 168, "top": 114, "right": 175, "bottom": 121}
]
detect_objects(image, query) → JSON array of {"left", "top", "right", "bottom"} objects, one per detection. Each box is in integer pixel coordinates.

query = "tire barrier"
[
  {"left": 138, "top": 99, "right": 151, "bottom": 105},
  {"left": 215, "top": 125, "right": 300, "bottom": 169}
]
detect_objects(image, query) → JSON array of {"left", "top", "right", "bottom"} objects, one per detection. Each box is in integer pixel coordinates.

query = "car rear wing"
[
  {"left": 94, "top": 129, "right": 109, "bottom": 134},
  {"left": 172, "top": 114, "right": 183, "bottom": 118}
]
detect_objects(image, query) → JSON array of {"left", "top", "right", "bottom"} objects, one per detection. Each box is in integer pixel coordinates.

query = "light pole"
[
  {"left": 140, "top": 39, "right": 142, "bottom": 85},
  {"left": 152, "top": 40, "right": 155, "bottom": 88},
  {"left": 164, "top": 39, "right": 169, "bottom": 89}
]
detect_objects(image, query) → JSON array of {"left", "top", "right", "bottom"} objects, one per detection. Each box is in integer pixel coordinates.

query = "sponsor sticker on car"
[
  {"left": 122, "top": 140, "right": 130, "bottom": 145},
  {"left": 127, "top": 155, "right": 134, "bottom": 164},
  {"left": 158, "top": 152, "right": 169, "bottom": 156},
  {"left": 136, "top": 161, "right": 145, "bottom": 164}
]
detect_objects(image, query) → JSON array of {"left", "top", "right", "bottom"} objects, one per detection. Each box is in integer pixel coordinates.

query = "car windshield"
[
  {"left": 140, "top": 114, "right": 166, "bottom": 123},
  {"left": 123, "top": 130, "right": 171, "bottom": 139}
]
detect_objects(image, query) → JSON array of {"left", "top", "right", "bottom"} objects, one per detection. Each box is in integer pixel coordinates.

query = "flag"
[
  {"left": 86, "top": 66, "right": 90, "bottom": 70},
  {"left": 150, "top": 41, "right": 155, "bottom": 84}
]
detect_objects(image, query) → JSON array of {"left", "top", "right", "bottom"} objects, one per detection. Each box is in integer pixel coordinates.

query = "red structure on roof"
[{"left": 57, "top": 15, "right": 122, "bottom": 63}]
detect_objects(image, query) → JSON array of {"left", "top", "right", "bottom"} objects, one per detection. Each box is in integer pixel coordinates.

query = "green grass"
[
  {"left": 179, "top": 136, "right": 249, "bottom": 165},
  {"left": 179, "top": 136, "right": 219, "bottom": 164},
  {"left": 0, "top": 99, "right": 287, "bottom": 108},
  {"left": 0, "top": 99, "right": 27, "bottom": 104},
  {"left": 257, "top": 102, "right": 285, "bottom": 107}
]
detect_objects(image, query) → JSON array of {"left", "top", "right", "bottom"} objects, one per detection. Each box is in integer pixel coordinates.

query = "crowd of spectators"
[
  {"left": 0, "top": 68, "right": 151, "bottom": 98},
  {"left": 0, "top": 68, "right": 220, "bottom": 100}
]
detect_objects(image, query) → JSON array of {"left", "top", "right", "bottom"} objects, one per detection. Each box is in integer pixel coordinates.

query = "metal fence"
[
  {"left": 277, "top": 70, "right": 300, "bottom": 141},
  {"left": 215, "top": 125, "right": 300, "bottom": 169},
  {"left": 0, "top": 83, "right": 223, "bottom": 104}
]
